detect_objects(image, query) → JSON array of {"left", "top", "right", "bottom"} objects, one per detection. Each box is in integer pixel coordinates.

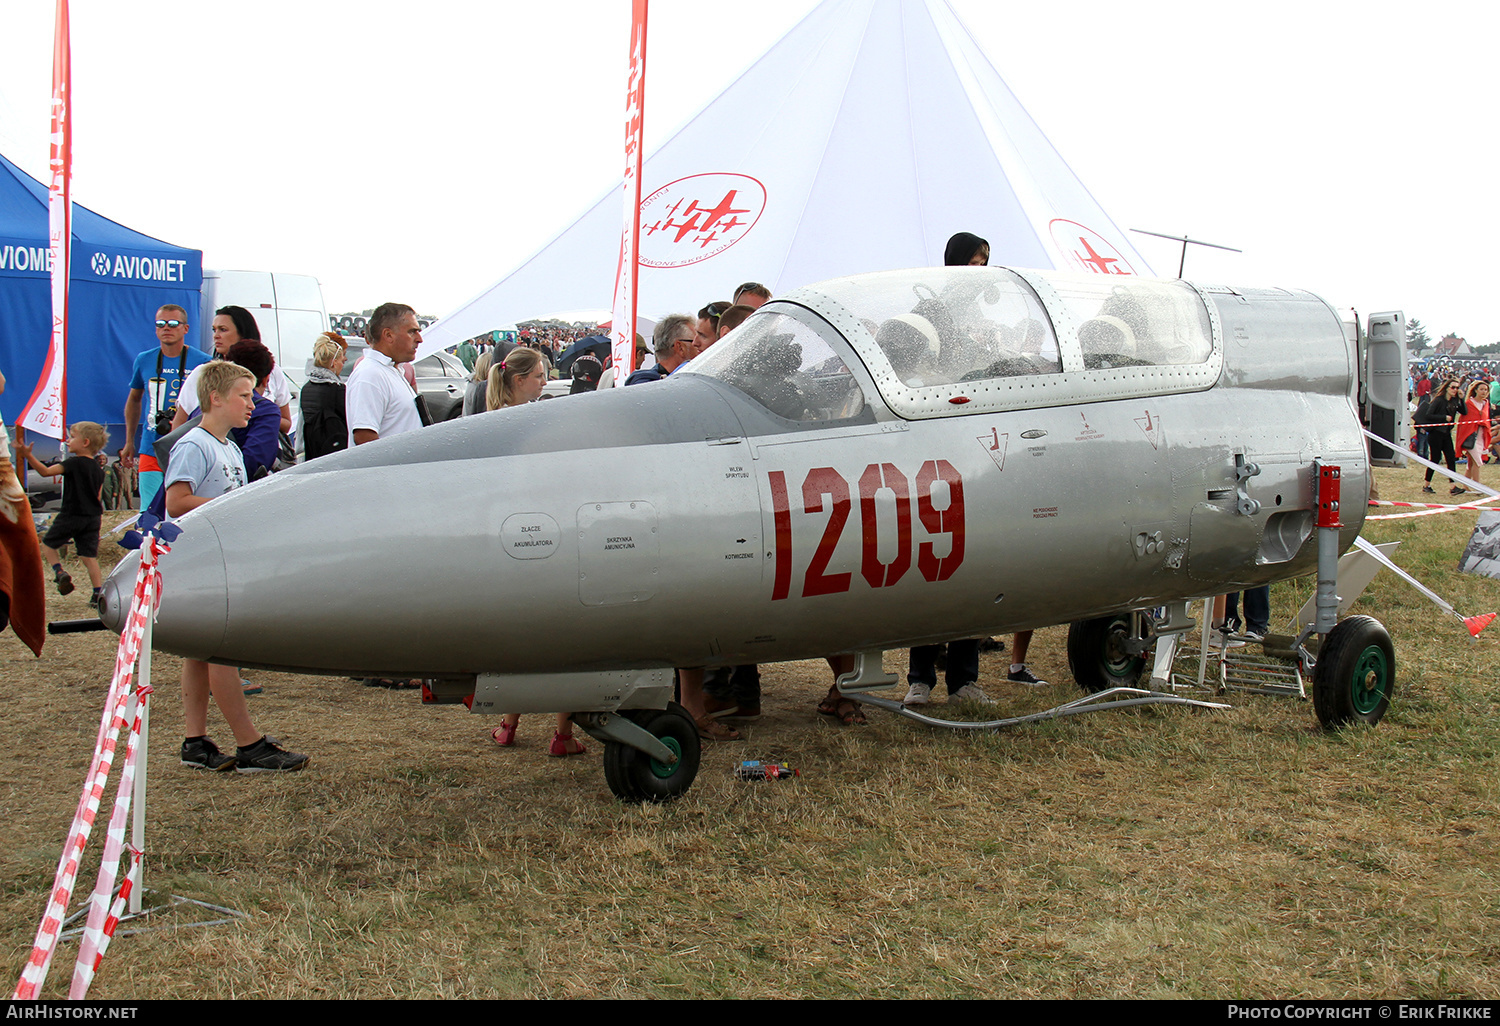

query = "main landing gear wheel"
[
  {"left": 602, "top": 702, "right": 702, "bottom": 803},
  {"left": 1312, "top": 615, "right": 1395, "bottom": 728},
  {"left": 1068, "top": 613, "right": 1151, "bottom": 694}
]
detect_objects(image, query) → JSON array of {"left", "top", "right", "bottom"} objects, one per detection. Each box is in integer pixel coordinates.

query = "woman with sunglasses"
[{"left": 1423, "top": 379, "right": 1465, "bottom": 494}]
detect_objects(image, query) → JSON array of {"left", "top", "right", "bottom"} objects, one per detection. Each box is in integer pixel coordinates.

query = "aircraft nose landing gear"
[{"left": 1311, "top": 614, "right": 1394, "bottom": 727}]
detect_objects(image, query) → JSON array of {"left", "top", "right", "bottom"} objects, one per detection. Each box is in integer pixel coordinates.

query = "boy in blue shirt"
[{"left": 166, "top": 361, "right": 308, "bottom": 774}]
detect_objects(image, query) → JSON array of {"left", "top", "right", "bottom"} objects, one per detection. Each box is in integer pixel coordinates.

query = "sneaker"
[
  {"left": 1207, "top": 631, "right": 1246, "bottom": 649},
  {"left": 1238, "top": 628, "right": 1267, "bottom": 644},
  {"left": 241, "top": 679, "right": 263, "bottom": 697},
  {"left": 181, "top": 737, "right": 236, "bottom": 772},
  {"left": 235, "top": 736, "right": 309, "bottom": 773},
  {"left": 1007, "top": 666, "right": 1050, "bottom": 688},
  {"left": 1421, "top": 485, "right": 1436, "bottom": 494},
  {"left": 87, "top": 591, "right": 101, "bottom": 610},
  {"left": 902, "top": 682, "right": 933, "bottom": 706},
  {"left": 1451, "top": 486, "right": 1468, "bottom": 495},
  {"left": 54, "top": 568, "right": 74, "bottom": 596},
  {"left": 948, "top": 683, "right": 995, "bottom": 705}
]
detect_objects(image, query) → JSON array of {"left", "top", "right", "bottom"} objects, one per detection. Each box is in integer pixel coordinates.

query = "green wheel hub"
[
  {"left": 649, "top": 735, "right": 683, "bottom": 779},
  {"left": 1350, "top": 644, "right": 1389, "bottom": 716},
  {"left": 1103, "top": 620, "right": 1137, "bottom": 677},
  {"left": 1313, "top": 615, "right": 1395, "bottom": 729}
]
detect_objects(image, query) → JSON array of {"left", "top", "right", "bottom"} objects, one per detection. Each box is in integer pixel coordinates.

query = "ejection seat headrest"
[{"left": 875, "top": 313, "right": 941, "bottom": 385}]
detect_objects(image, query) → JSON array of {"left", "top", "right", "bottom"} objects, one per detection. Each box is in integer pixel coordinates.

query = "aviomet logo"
[
  {"left": 0, "top": 246, "right": 191, "bottom": 282},
  {"left": 100, "top": 253, "right": 189, "bottom": 282},
  {"left": 0, "top": 244, "right": 51, "bottom": 272}
]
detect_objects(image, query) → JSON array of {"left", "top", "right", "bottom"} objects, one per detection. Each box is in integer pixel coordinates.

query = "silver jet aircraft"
[{"left": 101, "top": 265, "right": 1394, "bottom": 801}]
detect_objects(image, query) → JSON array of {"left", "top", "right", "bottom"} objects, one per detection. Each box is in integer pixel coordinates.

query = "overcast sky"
[{"left": 0, "top": 0, "right": 1494, "bottom": 344}]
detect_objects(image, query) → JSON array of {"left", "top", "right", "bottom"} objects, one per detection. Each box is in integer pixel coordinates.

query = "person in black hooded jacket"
[{"left": 300, "top": 332, "right": 348, "bottom": 462}]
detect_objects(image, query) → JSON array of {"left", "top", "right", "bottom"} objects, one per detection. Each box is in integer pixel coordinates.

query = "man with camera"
[{"left": 123, "top": 305, "right": 211, "bottom": 511}]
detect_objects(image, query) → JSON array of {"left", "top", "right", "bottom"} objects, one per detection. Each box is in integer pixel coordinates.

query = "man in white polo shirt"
[{"left": 348, "top": 303, "right": 424, "bottom": 446}]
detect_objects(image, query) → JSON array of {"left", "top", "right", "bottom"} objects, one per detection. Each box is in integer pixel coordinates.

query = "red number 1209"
[{"left": 768, "top": 461, "right": 964, "bottom": 600}]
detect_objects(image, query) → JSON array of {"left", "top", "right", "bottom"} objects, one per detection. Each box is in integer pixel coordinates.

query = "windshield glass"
[
  {"left": 1047, "top": 273, "right": 1213, "bottom": 369},
  {"left": 818, "top": 268, "right": 1061, "bottom": 387},
  {"left": 679, "top": 310, "right": 866, "bottom": 422}
]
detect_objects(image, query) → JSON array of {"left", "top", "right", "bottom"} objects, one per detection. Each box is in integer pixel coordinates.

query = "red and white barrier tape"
[
  {"left": 13, "top": 537, "right": 164, "bottom": 1001},
  {"left": 1363, "top": 429, "right": 1500, "bottom": 522},
  {"left": 1408, "top": 420, "right": 1498, "bottom": 430},
  {"left": 70, "top": 681, "right": 151, "bottom": 999},
  {"left": 95, "top": 849, "right": 142, "bottom": 969},
  {"left": 1371, "top": 498, "right": 1499, "bottom": 511},
  {"left": 1367, "top": 496, "right": 1500, "bottom": 522}
]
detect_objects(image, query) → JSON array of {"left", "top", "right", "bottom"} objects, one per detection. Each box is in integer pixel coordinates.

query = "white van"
[{"left": 199, "top": 270, "right": 329, "bottom": 390}]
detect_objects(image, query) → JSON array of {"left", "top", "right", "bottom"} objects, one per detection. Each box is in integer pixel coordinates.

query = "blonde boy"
[
  {"left": 166, "top": 361, "right": 308, "bottom": 773},
  {"left": 16, "top": 421, "right": 108, "bottom": 606}
]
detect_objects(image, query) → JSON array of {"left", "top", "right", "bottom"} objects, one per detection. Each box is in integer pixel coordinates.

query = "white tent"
[{"left": 420, "top": 0, "right": 1152, "bottom": 358}]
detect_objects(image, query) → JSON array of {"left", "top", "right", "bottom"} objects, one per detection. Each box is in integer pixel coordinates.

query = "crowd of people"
[{"left": 1409, "top": 363, "right": 1498, "bottom": 495}]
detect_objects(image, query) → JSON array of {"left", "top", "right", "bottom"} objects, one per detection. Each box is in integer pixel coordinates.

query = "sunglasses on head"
[{"left": 155, "top": 319, "right": 185, "bottom": 329}]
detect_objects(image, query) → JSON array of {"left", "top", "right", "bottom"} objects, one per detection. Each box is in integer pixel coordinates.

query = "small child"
[
  {"left": 165, "top": 361, "right": 308, "bottom": 774},
  {"left": 16, "top": 422, "right": 108, "bottom": 608}
]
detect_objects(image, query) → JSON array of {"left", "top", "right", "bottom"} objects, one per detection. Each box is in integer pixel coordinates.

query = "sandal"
[
  {"left": 491, "top": 721, "right": 517, "bottom": 747},
  {"left": 694, "top": 714, "right": 742, "bottom": 742},
  {"left": 817, "top": 688, "right": 867, "bottom": 726},
  {"left": 548, "top": 731, "right": 588, "bottom": 757}
]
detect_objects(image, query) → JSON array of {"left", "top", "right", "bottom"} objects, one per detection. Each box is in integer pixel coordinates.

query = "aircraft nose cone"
[
  {"left": 97, "top": 553, "right": 137, "bottom": 633},
  {"left": 98, "top": 526, "right": 229, "bottom": 658},
  {"left": 152, "top": 521, "right": 230, "bottom": 658}
]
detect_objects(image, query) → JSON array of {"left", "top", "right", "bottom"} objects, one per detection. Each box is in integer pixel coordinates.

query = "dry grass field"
[{"left": 3, "top": 465, "right": 1498, "bottom": 1000}]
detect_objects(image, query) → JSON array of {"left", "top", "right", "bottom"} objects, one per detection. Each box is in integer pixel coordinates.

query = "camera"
[{"left": 154, "top": 408, "right": 176, "bottom": 435}]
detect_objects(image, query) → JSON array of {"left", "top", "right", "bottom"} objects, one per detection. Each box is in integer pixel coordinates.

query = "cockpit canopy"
[{"left": 680, "top": 266, "right": 1221, "bottom": 421}]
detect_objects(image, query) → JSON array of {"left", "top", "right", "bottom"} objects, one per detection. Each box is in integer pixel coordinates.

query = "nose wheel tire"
[
  {"left": 1068, "top": 614, "right": 1150, "bottom": 694},
  {"left": 1312, "top": 615, "right": 1394, "bottom": 728},
  {"left": 603, "top": 702, "right": 702, "bottom": 803}
]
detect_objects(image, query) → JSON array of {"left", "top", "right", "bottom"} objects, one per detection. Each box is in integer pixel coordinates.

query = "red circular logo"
[
  {"left": 638, "top": 173, "right": 766, "bottom": 268},
  {"left": 1048, "top": 219, "right": 1137, "bottom": 276}
]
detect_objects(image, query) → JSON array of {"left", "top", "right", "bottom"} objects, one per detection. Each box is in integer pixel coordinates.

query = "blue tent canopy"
[{"left": 0, "top": 150, "right": 204, "bottom": 432}]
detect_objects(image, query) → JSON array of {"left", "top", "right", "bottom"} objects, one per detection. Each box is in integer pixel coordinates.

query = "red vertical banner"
[
  {"left": 20, "top": 0, "right": 71, "bottom": 438},
  {"left": 609, "top": 0, "right": 647, "bottom": 384}
]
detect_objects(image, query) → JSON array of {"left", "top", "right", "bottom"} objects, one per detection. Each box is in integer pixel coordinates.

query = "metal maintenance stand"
[{"left": 1164, "top": 599, "right": 1307, "bottom": 699}]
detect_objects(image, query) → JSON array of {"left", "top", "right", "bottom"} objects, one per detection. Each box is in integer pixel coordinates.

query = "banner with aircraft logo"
[{"left": 18, "top": 0, "right": 72, "bottom": 439}]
